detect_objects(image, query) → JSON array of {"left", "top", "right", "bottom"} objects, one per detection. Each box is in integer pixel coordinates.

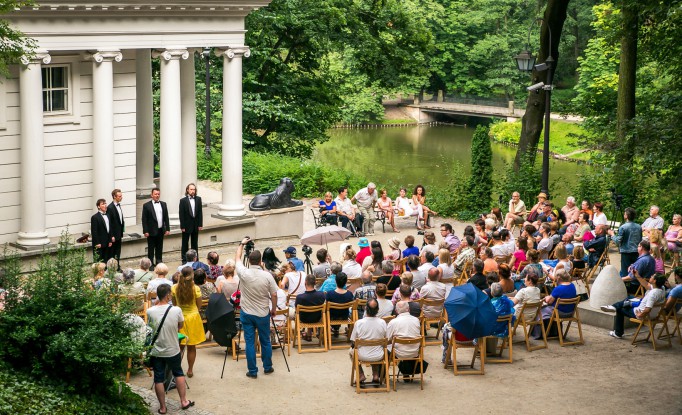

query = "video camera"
[{"left": 302, "top": 245, "right": 313, "bottom": 257}]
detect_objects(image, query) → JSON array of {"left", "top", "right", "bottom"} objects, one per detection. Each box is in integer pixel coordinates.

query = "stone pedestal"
[{"left": 589, "top": 265, "right": 627, "bottom": 309}]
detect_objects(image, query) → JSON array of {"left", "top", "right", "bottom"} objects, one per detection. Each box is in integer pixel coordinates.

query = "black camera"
[
  {"left": 302, "top": 245, "right": 313, "bottom": 256},
  {"left": 243, "top": 236, "right": 255, "bottom": 252}
]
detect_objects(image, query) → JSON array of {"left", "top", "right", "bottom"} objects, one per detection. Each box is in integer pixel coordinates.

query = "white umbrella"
[{"left": 300, "top": 225, "right": 351, "bottom": 249}]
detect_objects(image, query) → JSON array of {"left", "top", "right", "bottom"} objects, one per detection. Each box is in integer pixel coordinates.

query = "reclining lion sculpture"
[{"left": 248, "top": 177, "right": 303, "bottom": 211}]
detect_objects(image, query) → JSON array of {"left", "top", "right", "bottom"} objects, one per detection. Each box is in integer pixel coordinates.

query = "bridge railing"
[{"left": 441, "top": 95, "right": 510, "bottom": 107}]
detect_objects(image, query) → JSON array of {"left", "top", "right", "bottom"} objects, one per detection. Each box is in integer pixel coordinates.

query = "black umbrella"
[{"left": 206, "top": 293, "right": 237, "bottom": 378}]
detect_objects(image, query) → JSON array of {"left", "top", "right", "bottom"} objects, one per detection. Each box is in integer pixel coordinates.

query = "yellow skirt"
[{"left": 179, "top": 311, "right": 205, "bottom": 346}]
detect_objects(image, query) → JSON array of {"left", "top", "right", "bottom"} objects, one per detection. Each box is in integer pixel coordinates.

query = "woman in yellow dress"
[{"left": 172, "top": 266, "right": 204, "bottom": 377}]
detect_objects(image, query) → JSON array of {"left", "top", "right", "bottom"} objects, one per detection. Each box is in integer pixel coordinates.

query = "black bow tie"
[
  {"left": 154, "top": 201, "right": 159, "bottom": 204},
  {"left": 116, "top": 203, "right": 121, "bottom": 207},
  {"left": 189, "top": 197, "right": 194, "bottom": 199}
]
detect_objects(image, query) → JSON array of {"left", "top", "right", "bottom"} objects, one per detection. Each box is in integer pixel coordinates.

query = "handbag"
[{"left": 144, "top": 305, "right": 172, "bottom": 368}]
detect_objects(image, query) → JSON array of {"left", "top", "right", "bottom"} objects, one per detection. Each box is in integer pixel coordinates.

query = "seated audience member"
[
  {"left": 391, "top": 273, "right": 421, "bottom": 304},
  {"left": 402, "top": 235, "right": 420, "bottom": 261},
  {"left": 437, "top": 248, "right": 454, "bottom": 281},
  {"left": 356, "top": 238, "right": 372, "bottom": 266},
  {"left": 583, "top": 224, "right": 607, "bottom": 267},
  {"left": 279, "top": 261, "right": 305, "bottom": 314},
  {"left": 413, "top": 251, "right": 435, "bottom": 290},
  {"left": 312, "top": 248, "right": 332, "bottom": 279},
  {"left": 498, "top": 264, "right": 514, "bottom": 293},
  {"left": 510, "top": 237, "right": 529, "bottom": 272},
  {"left": 475, "top": 219, "right": 488, "bottom": 246},
  {"left": 375, "top": 283, "right": 395, "bottom": 318},
  {"left": 454, "top": 236, "right": 477, "bottom": 275},
  {"left": 591, "top": 202, "right": 608, "bottom": 227},
  {"left": 349, "top": 299, "right": 387, "bottom": 384},
  {"left": 206, "top": 251, "right": 223, "bottom": 281},
  {"left": 549, "top": 222, "right": 561, "bottom": 248},
  {"left": 326, "top": 272, "right": 355, "bottom": 337},
  {"left": 651, "top": 245, "right": 665, "bottom": 275},
  {"left": 354, "top": 271, "right": 378, "bottom": 319},
  {"left": 549, "top": 243, "right": 572, "bottom": 282},
  {"left": 541, "top": 269, "right": 577, "bottom": 323},
  {"left": 559, "top": 197, "right": 580, "bottom": 235},
  {"left": 217, "top": 260, "right": 239, "bottom": 298},
  {"left": 572, "top": 213, "right": 593, "bottom": 243},
  {"left": 514, "top": 249, "right": 543, "bottom": 289},
  {"left": 440, "top": 223, "right": 461, "bottom": 253},
  {"left": 146, "top": 263, "right": 171, "bottom": 303},
  {"left": 295, "top": 274, "right": 327, "bottom": 341},
  {"left": 481, "top": 247, "right": 499, "bottom": 274},
  {"left": 119, "top": 268, "right": 146, "bottom": 311},
  {"left": 525, "top": 192, "right": 548, "bottom": 225},
  {"left": 601, "top": 274, "right": 667, "bottom": 339},
  {"left": 387, "top": 301, "right": 423, "bottom": 381},
  {"left": 420, "top": 268, "right": 446, "bottom": 318},
  {"left": 376, "top": 260, "right": 401, "bottom": 291},
  {"left": 318, "top": 191, "right": 338, "bottom": 225},
  {"left": 362, "top": 241, "right": 384, "bottom": 276},
  {"left": 641, "top": 205, "right": 664, "bottom": 239},
  {"left": 341, "top": 247, "right": 363, "bottom": 278},
  {"left": 394, "top": 284, "right": 422, "bottom": 318},
  {"left": 571, "top": 246, "right": 586, "bottom": 270},
  {"left": 385, "top": 237, "right": 402, "bottom": 267},
  {"left": 405, "top": 254, "right": 421, "bottom": 279},
  {"left": 521, "top": 224, "right": 537, "bottom": 248},
  {"left": 665, "top": 214, "right": 682, "bottom": 253},
  {"left": 377, "top": 189, "right": 399, "bottom": 233},
  {"left": 105, "top": 258, "right": 123, "bottom": 282},
  {"left": 483, "top": 272, "right": 500, "bottom": 297},
  {"left": 468, "top": 259, "right": 488, "bottom": 291},
  {"left": 133, "top": 258, "right": 154, "bottom": 284},
  {"left": 336, "top": 186, "right": 363, "bottom": 235},
  {"left": 89, "top": 262, "right": 107, "bottom": 290},
  {"left": 489, "top": 282, "right": 515, "bottom": 340},
  {"left": 536, "top": 223, "right": 554, "bottom": 260},
  {"left": 194, "top": 268, "right": 216, "bottom": 300},
  {"left": 580, "top": 200, "right": 593, "bottom": 221},
  {"left": 420, "top": 231, "right": 439, "bottom": 256},
  {"left": 177, "top": 249, "right": 209, "bottom": 273},
  {"left": 512, "top": 274, "right": 542, "bottom": 319},
  {"left": 664, "top": 267, "right": 682, "bottom": 313},
  {"left": 320, "top": 262, "right": 343, "bottom": 293},
  {"left": 622, "top": 241, "right": 656, "bottom": 295},
  {"left": 504, "top": 192, "right": 527, "bottom": 230}
]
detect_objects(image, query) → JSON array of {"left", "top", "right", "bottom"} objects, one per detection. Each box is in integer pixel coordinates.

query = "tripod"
[
  {"left": 303, "top": 254, "right": 314, "bottom": 275},
  {"left": 608, "top": 203, "right": 624, "bottom": 230}
]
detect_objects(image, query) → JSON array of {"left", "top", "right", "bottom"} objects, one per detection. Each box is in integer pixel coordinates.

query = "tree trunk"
[
  {"left": 616, "top": 1, "right": 638, "bottom": 146},
  {"left": 514, "top": 0, "right": 570, "bottom": 171}
]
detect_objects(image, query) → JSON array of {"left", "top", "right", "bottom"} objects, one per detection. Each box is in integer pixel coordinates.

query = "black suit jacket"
[
  {"left": 91, "top": 212, "right": 112, "bottom": 249},
  {"left": 142, "top": 200, "right": 170, "bottom": 237},
  {"left": 107, "top": 201, "right": 125, "bottom": 240},
  {"left": 179, "top": 196, "right": 203, "bottom": 232}
]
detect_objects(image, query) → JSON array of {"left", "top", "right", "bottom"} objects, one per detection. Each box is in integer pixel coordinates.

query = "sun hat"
[
  {"left": 537, "top": 192, "right": 548, "bottom": 199},
  {"left": 358, "top": 237, "right": 369, "bottom": 248},
  {"left": 388, "top": 237, "right": 401, "bottom": 250}
]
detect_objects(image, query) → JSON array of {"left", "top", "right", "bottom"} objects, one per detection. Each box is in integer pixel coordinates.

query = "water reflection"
[{"left": 314, "top": 125, "right": 589, "bottom": 200}]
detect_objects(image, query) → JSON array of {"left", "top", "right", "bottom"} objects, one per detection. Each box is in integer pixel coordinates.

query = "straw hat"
[{"left": 388, "top": 237, "right": 401, "bottom": 250}]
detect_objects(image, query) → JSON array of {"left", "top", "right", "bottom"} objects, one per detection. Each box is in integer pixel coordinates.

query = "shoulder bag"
[{"left": 143, "top": 305, "right": 172, "bottom": 368}]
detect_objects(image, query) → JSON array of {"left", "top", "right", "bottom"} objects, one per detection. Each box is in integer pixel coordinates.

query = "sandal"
[
  {"left": 158, "top": 410, "right": 167, "bottom": 415},
  {"left": 181, "top": 401, "right": 195, "bottom": 410}
]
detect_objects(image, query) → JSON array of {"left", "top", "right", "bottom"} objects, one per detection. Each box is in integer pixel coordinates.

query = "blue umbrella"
[{"left": 444, "top": 283, "right": 498, "bottom": 339}]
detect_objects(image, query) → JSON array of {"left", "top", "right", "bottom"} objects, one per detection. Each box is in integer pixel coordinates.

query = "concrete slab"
[{"left": 578, "top": 302, "right": 635, "bottom": 330}]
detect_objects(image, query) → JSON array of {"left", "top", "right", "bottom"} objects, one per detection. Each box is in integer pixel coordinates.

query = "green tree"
[
  {"left": 466, "top": 125, "right": 493, "bottom": 213},
  {"left": 0, "top": 1, "right": 35, "bottom": 76}
]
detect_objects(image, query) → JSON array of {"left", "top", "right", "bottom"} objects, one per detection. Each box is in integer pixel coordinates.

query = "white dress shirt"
[
  {"left": 153, "top": 201, "right": 163, "bottom": 229},
  {"left": 101, "top": 212, "right": 110, "bottom": 233}
]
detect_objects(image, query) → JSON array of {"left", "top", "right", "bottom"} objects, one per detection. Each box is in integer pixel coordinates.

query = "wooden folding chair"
[
  {"left": 633, "top": 284, "right": 645, "bottom": 299},
  {"left": 455, "top": 261, "right": 472, "bottom": 286},
  {"left": 494, "top": 255, "right": 511, "bottom": 265},
  {"left": 443, "top": 329, "right": 485, "bottom": 375},
  {"left": 486, "top": 314, "right": 513, "bottom": 364},
  {"left": 390, "top": 336, "right": 424, "bottom": 391},
  {"left": 418, "top": 298, "right": 446, "bottom": 346},
  {"left": 658, "top": 298, "right": 681, "bottom": 344},
  {"left": 571, "top": 267, "right": 589, "bottom": 297},
  {"left": 382, "top": 315, "right": 395, "bottom": 324},
  {"left": 327, "top": 301, "right": 357, "bottom": 350},
  {"left": 512, "top": 300, "right": 547, "bottom": 352},
  {"left": 546, "top": 297, "right": 584, "bottom": 346},
  {"left": 350, "top": 338, "right": 390, "bottom": 393},
  {"left": 272, "top": 308, "right": 292, "bottom": 356},
  {"left": 393, "top": 258, "right": 408, "bottom": 274},
  {"left": 295, "top": 303, "right": 328, "bottom": 353},
  {"left": 133, "top": 293, "right": 148, "bottom": 323},
  {"left": 630, "top": 301, "right": 671, "bottom": 350},
  {"left": 354, "top": 299, "right": 367, "bottom": 320}
]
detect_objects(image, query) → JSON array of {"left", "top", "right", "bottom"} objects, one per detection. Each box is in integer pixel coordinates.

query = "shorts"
[
  {"left": 151, "top": 353, "right": 184, "bottom": 384},
  {"left": 513, "top": 216, "right": 525, "bottom": 225}
]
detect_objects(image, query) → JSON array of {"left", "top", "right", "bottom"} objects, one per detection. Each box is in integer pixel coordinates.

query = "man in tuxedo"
[
  {"left": 142, "top": 188, "right": 170, "bottom": 267},
  {"left": 179, "top": 183, "right": 203, "bottom": 263},
  {"left": 91, "top": 198, "right": 113, "bottom": 263},
  {"left": 107, "top": 188, "right": 125, "bottom": 268}
]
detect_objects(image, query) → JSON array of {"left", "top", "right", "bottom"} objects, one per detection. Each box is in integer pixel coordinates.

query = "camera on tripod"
[
  {"left": 609, "top": 188, "right": 624, "bottom": 209},
  {"left": 302, "top": 245, "right": 313, "bottom": 257}
]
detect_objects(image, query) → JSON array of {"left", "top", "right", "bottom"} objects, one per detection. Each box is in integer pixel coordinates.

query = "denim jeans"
[
  {"left": 620, "top": 252, "right": 639, "bottom": 277},
  {"left": 240, "top": 311, "right": 273, "bottom": 375},
  {"left": 612, "top": 300, "right": 637, "bottom": 336}
]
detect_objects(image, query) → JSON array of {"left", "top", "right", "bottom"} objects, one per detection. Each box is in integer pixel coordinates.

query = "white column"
[
  {"left": 215, "top": 47, "right": 250, "bottom": 217},
  {"left": 153, "top": 48, "right": 188, "bottom": 226},
  {"left": 17, "top": 51, "right": 51, "bottom": 246},
  {"left": 136, "top": 49, "right": 155, "bottom": 192},
  {"left": 89, "top": 49, "right": 122, "bottom": 205},
  {"left": 180, "top": 51, "right": 197, "bottom": 188}
]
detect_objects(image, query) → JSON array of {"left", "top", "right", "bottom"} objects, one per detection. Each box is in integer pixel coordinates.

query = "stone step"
[{"left": 578, "top": 302, "right": 636, "bottom": 330}]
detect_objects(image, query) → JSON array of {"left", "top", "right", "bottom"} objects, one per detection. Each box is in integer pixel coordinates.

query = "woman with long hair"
[
  {"left": 362, "top": 240, "right": 384, "bottom": 276},
  {"left": 171, "top": 266, "right": 204, "bottom": 378},
  {"left": 377, "top": 188, "right": 399, "bottom": 232},
  {"left": 261, "top": 247, "right": 281, "bottom": 275},
  {"left": 412, "top": 184, "right": 437, "bottom": 229}
]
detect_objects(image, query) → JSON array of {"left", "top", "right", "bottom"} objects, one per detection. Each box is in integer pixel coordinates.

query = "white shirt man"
[
  {"left": 387, "top": 302, "right": 421, "bottom": 358},
  {"left": 641, "top": 205, "right": 664, "bottom": 239},
  {"left": 350, "top": 305, "right": 387, "bottom": 361},
  {"left": 419, "top": 269, "right": 446, "bottom": 318},
  {"left": 352, "top": 183, "right": 378, "bottom": 235}
]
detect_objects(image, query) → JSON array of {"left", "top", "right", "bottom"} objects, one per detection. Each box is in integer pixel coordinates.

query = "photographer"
[{"left": 235, "top": 237, "right": 278, "bottom": 379}]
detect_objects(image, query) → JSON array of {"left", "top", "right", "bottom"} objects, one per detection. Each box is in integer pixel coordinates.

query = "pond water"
[{"left": 314, "top": 125, "right": 590, "bottom": 201}]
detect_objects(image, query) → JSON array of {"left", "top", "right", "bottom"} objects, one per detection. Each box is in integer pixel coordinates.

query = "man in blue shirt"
[
  {"left": 283, "top": 246, "right": 304, "bottom": 272},
  {"left": 319, "top": 262, "right": 343, "bottom": 292},
  {"left": 622, "top": 240, "right": 656, "bottom": 294},
  {"left": 608, "top": 207, "right": 642, "bottom": 277},
  {"left": 584, "top": 225, "right": 607, "bottom": 267}
]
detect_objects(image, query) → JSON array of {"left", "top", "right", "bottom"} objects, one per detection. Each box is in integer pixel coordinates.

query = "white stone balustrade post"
[
  {"left": 215, "top": 46, "right": 250, "bottom": 217},
  {"left": 17, "top": 51, "right": 51, "bottom": 246},
  {"left": 153, "top": 48, "right": 188, "bottom": 227}
]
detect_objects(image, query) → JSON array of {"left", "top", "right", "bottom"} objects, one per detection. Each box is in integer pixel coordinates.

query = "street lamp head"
[
  {"left": 514, "top": 50, "right": 536, "bottom": 72},
  {"left": 202, "top": 47, "right": 211, "bottom": 59}
]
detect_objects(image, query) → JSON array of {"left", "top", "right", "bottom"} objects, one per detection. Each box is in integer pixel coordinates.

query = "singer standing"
[
  {"left": 142, "top": 188, "right": 170, "bottom": 268},
  {"left": 179, "top": 183, "right": 203, "bottom": 263}
]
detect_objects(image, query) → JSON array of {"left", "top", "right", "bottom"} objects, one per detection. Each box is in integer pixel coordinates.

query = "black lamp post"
[
  {"left": 514, "top": 18, "right": 553, "bottom": 198},
  {"left": 202, "top": 47, "right": 211, "bottom": 158}
]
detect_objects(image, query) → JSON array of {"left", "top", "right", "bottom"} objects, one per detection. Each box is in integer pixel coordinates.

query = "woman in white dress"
[
  {"left": 341, "top": 247, "right": 363, "bottom": 277},
  {"left": 394, "top": 187, "right": 416, "bottom": 218}
]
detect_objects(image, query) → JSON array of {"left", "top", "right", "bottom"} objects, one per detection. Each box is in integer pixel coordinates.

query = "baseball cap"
[
  {"left": 358, "top": 237, "right": 369, "bottom": 247},
  {"left": 283, "top": 246, "right": 296, "bottom": 255}
]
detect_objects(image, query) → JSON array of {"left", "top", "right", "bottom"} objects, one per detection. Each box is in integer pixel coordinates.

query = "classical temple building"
[{"left": 0, "top": 1, "right": 271, "bottom": 247}]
